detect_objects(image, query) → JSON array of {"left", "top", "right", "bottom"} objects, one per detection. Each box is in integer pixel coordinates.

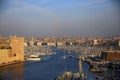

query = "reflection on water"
[{"left": 0, "top": 62, "right": 24, "bottom": 80}]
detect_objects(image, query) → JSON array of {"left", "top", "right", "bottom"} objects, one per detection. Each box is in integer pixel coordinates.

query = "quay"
[
  {"left": 0, "top": 60, "right": 24, "bottom": 67},
  {"left": 84, "top": 58, "right": 109, "bottom": 65}
]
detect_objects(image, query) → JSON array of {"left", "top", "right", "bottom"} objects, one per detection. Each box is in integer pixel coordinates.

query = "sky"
[{"left": 0, "top": 0, "right": 120, "bottom": 37}]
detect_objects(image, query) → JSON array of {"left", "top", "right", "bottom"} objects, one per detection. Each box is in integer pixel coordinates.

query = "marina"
[
  {"left": 0, "top": 48, "right": 97, "bottom": 80},
  {"left": 0, "top": 0, "right": 120, "bottom": 80}
]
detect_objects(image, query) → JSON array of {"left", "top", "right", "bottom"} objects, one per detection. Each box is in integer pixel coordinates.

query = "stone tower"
[{"left": 10, "top": 36, "right": 24, "bottom": 61}]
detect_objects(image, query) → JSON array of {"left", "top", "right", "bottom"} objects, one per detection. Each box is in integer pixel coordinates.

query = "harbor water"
[{"left": 0, "top": 48, "right": 97, "bottom": 80}]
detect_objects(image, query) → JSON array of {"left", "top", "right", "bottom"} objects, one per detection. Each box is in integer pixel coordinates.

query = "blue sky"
[{"left": 0, "top": 0, "right": 120, "bottom": 37}]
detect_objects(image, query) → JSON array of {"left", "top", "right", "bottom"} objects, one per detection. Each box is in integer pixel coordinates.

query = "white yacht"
[{"left": 27, "top": 54, "right": 41, "bottom": 61}]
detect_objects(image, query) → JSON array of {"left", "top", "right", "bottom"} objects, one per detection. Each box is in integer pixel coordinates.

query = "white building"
[{"left": 37, "top": 41, "right": 43, "bottom": 46}]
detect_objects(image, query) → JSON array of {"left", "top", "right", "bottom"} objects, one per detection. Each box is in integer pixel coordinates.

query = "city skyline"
[{"left": 0, "top": 0, "right": 120, "bottom": 37}]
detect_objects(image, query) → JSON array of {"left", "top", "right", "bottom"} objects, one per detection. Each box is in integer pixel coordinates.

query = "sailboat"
[
  {"left": 63, "top": 50, "right": 66, "bottom": 59},
  {"left": 68, "top": 51, "right": 72, "bottom": 58},
  {"left": 63, "top": 56, "right": 66, "bottom": 59},
  {"left": 55, "top": 49, "right": 87, "bottom": 80}
]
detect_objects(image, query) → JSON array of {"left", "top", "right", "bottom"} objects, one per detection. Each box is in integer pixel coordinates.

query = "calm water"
[{"left": 0, "top": 48, "right": 97, "bottom": 80}]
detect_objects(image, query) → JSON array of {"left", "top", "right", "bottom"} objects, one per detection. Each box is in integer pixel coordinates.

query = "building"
[
  {"left": 47, "top": 41, "right": 56, "bottom": 47},
  {"left": 93, "top": 39, "right": 98, "bottom": 45},
  {"left": 118, "top": 40, "right": 120, "bottom": 46},
  {"left": 101, "top": 51, "right": 120, "bottom": 62},
  {"left": 0, "top": 36, "right": 24, "bottom": 66},
  {"left": 37, "top": 41, "right": 43, "bottom": 47},
  {"left": 28, "top": 40, "right": 34, "bottom": 46},
  {"left": 24, "top": 42, "right": 28, "bottom": 47},
  {"left": 56, "top": 41, "right": 65, "bottom": 47}
]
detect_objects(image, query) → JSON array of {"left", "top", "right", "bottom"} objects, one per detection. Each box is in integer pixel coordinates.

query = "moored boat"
[{"left": 27, "top": 54, "right": 41, "bottom": 61}]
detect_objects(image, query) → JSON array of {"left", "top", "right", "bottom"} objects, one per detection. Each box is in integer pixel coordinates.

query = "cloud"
[
  {"left": 0, "top": 0, "right": 120, "bottom": 37},
  {"left": 0, "top": 0, "right": 61, "bottom": 19},
  {"left": 0, "top": 0, "right": 65, "bottom": 29},
  {"left": 72, "top": 0, "right": 120, "bottom": 9}
]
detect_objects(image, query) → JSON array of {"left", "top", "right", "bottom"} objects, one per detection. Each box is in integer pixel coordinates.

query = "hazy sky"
[{"left": 0, "top": 0, "right": 120, "bottom": 37}]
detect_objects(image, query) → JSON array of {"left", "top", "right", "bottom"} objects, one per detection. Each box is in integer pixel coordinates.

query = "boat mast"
[{"left": 78, "top": 50, "right": 85, "bottom": 80}]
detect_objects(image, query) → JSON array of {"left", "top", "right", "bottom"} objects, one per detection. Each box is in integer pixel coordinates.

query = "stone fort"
[{"left": 0, "top": 36, "right": 24, "bottom": 66}]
